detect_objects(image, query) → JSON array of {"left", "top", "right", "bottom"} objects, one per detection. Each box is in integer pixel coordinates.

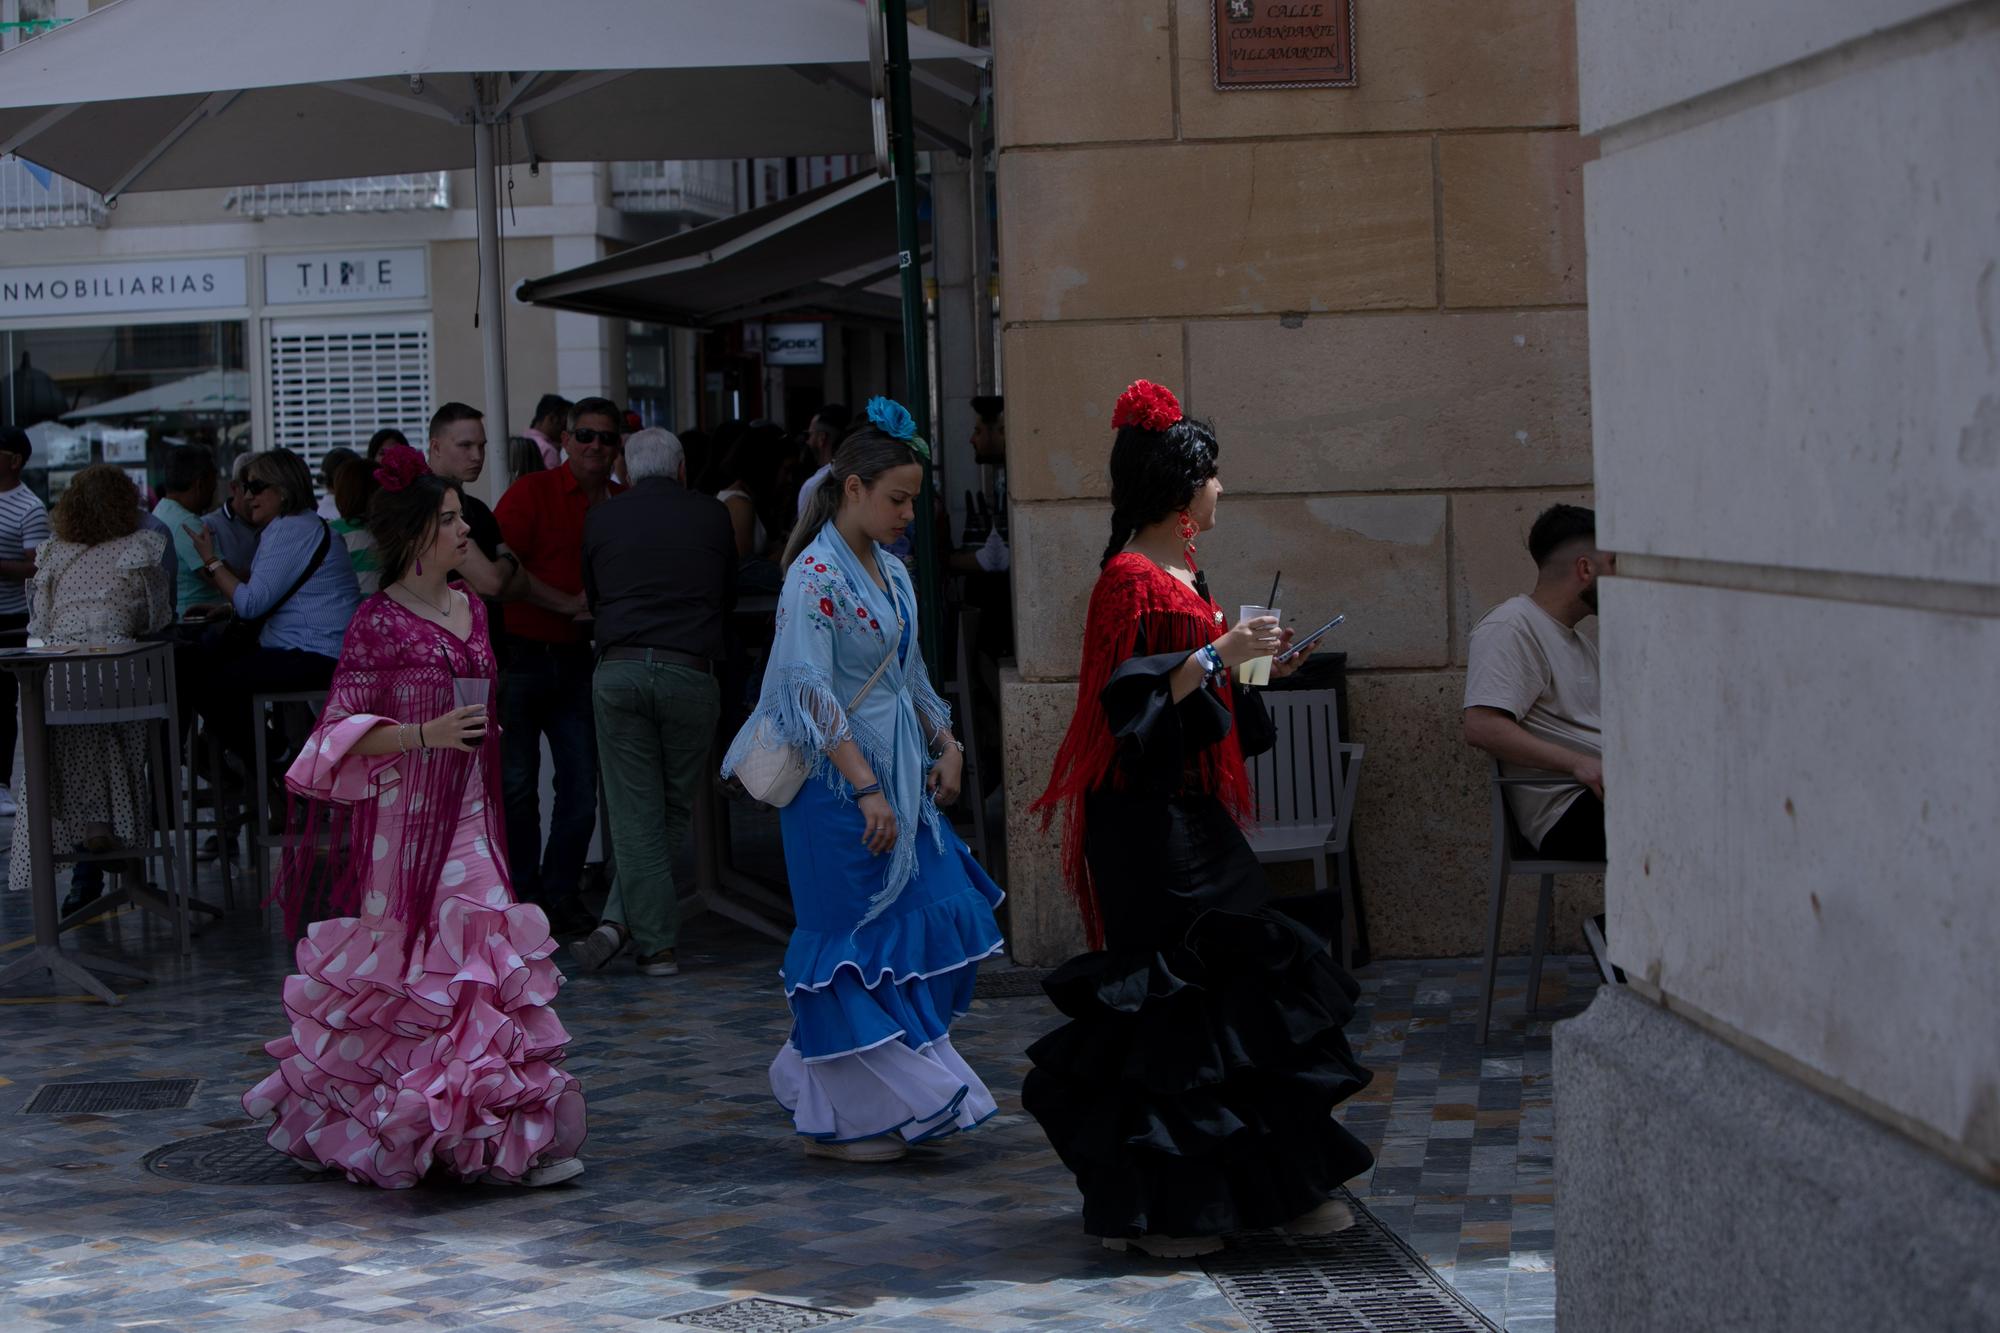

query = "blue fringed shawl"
[{"left": 722, "top": 522, "right": 952, "bottom": 926}]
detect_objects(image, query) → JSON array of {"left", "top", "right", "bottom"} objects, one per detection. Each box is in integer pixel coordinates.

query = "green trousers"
[{"left": 592, "top": 657, "right": 720, "bottom": 956}]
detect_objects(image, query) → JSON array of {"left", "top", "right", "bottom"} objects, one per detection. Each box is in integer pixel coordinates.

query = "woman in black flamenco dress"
[{"left": 1024, "top": 380, "right": 1375, "bottom": 1259}]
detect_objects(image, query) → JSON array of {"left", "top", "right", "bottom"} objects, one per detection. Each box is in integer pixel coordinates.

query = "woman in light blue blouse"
[
  {"left": 187, "top": 448, "right": 361, "bottom": 773},
  {"left": 723, "top": 400, "right": 1004, "bottom": 1164}
]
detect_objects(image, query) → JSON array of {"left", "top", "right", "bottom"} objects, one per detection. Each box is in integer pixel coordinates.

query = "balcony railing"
[
  {"left": 0, "top": 154, "right": 105, "bottom": 230},
  {"left": 226, "top": 174, "right": 451, "bottom": 219},
  {"left": 610, "top": 160, "right": 740, "bottom": 221}
]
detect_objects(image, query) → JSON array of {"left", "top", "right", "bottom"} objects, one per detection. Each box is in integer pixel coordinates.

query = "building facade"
[
  {"left": 1557, "top": 1, "right": 2000, "bottom": 1326},
  {"left": 990, "top": 0, "right": 1595, "bottom": 962}
]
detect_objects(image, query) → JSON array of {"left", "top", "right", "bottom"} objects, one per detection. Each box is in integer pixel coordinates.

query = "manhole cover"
[
  {"left": 664, "top": 1298, "right": 852, "bottom": 1330},
  {"left": 1205, "top": 1191, "right": 1501, "bottom": 1332},
  {"left": 24, "top": 1078, "right": 199, "bottom": 1114},
  {"left": 142, "top": 1127, "right": 335, "bottom": 1186},
  {"left": 973, "top": 967, "right": 1050, "bottom": 999}
]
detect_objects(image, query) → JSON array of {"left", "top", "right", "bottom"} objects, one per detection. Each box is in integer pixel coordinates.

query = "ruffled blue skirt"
[{"left": 770, "top": 779, "right": 1006, "bottom": 1142}]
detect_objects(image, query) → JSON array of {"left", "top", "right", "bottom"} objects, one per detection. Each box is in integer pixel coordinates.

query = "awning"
[{"left": 514, "top": 173, "right": 925, "bottom": 329}]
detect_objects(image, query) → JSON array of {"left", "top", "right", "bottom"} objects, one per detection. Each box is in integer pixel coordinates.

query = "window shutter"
[{"left": 266, "top": 316, "right": 433, "bottom": 484}]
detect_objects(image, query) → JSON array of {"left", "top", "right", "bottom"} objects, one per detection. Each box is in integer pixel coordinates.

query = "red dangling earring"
[{"left": 1178, "top": 509, "right": 1199, "bottom": 569}]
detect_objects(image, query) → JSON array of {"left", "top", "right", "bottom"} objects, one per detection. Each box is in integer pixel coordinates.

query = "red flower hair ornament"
[
  {"left": 372, "top": 443, "right": 429, "bottom": 493},
  {"left": 1111, "top": 379, "right": 1184, "bottom": 434}
]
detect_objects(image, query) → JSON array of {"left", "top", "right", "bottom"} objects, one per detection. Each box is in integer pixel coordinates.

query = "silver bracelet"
[{"left": 934, "top": 736, "right": 964, "bottom": 756}]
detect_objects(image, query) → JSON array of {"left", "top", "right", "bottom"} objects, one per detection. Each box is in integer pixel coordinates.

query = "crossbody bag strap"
[
  {"left": 844, "top": 596, "right": 908, "bottom": 712},
  {"left": 246, "top": 519, "right": 334, "bottom": 631}
]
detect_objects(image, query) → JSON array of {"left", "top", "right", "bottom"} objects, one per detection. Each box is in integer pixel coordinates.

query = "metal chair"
[
  {"left": 181, "top": 719, "right": 244, "bottom": 910},
  {"left": 40, "top": 643, "right": 200, "bottom": 954},
  {"left": 1243, "top": 688, "right": 1364, "bottom": 967},
  {"left": 1475, "top": 760, "right": 1606, "bottom": 1044},
  {"left": 249, "top": 688, "right": 329, "bottom": 899}
]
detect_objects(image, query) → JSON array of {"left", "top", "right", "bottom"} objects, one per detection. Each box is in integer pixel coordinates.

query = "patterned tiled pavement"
[{"left": 0, "top": 855, "right": 1596, "bottom": 1332}]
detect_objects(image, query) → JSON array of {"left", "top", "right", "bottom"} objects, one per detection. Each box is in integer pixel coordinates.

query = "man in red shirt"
[{"left": 494, "top": 396, "right": 623, "bottom": 933}]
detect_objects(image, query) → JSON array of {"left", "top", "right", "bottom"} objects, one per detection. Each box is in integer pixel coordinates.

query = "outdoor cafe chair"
[
  {"left": 40, "top": 643, "right": 203, "bottom": 954},
  {"left": 249, "top": 688, "right": 329, "bottom": 900},
  {"left": 1476, "top": 759, "right": 1607, "bottom": 1044},
  {"left": 1242, "top": 688, "right": 1364, "bottom": 968}
]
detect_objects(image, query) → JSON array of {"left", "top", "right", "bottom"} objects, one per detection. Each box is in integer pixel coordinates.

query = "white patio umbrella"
[{"left": 0, "top": 0, "right": 986, "bottom": 441}]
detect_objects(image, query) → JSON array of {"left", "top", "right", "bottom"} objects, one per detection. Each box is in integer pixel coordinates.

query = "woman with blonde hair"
[{"left": 6, "top": 464, "right": 172, "bottom": 905}]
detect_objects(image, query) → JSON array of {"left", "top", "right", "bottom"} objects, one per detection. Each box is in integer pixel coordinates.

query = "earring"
[
  {"left": 415, "top": 557, "right": 423, "bottom": 576},
  {"left": 1178, "top": 509, "right": 1199, "bottom": 564}
]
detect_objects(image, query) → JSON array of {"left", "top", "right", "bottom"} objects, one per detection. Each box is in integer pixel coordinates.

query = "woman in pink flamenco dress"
[{"left": 243, "top": 445, "right": 587, "bottom": 1188}]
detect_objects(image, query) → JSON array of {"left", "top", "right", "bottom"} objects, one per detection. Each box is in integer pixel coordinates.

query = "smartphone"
[{"left": 1275, "top": 613, "right": 1345, "bottom": 663}]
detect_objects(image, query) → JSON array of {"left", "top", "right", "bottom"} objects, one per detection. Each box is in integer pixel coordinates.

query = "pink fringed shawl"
[{"left": 276, "top": 593, "right": 507, "bottom": 938}]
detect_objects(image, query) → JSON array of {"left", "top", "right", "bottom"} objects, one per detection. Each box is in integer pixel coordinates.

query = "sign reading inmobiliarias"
[{"left": 0, "top": 257, "right": 248, "bottom": 321}]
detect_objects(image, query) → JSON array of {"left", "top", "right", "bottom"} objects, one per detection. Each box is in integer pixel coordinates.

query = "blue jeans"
[{"left": 499, "top": 640, "right": 598, "bottom": 910}]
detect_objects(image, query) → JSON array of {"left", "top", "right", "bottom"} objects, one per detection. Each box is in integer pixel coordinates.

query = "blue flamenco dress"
[{"left": 725, "top": 529, "right": 1006, "bottom": 1144}]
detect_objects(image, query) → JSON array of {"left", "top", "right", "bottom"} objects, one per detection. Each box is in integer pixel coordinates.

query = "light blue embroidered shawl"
[{"left": 722, "top": 520, "right": 952, "bottom": 925}]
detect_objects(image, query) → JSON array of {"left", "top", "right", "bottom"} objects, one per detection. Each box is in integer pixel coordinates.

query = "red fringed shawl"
[{"left": 1031, "top": 553, "right": 1253, "bottom": 948}]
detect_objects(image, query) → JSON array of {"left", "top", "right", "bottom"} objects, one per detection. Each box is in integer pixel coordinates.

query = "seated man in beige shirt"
[{"left": 1462, "top": 504, "right": 1612, "bottom": 860}]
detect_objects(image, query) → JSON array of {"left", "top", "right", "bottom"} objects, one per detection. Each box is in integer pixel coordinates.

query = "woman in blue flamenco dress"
[{"left": 724, "top": 399, "right": 1005, "bottom": 1163}]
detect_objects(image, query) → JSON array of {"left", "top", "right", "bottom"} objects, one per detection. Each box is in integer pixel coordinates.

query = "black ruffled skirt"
[{"left": 1022, "top": 789, "right": 1374, "bottom": 1240}]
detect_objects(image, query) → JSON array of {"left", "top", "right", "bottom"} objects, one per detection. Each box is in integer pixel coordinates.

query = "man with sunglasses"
[{"left": 494, "top": 396, "right": 624, "bottom": 935}]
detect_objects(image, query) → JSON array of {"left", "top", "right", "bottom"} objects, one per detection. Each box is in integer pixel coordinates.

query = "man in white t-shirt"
[
  {"left": 1463, "top": 504, "right": 1612, "bottom": 860},
  {"left": 793, "top": 402, "right": 850, "bottom": 523},
  {"left": 0, "top": 425, "right": 51, "bottom": 816}
]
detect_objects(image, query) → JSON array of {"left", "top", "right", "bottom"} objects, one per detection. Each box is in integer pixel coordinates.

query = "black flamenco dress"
[{"left": 1024, "top": 553, "right": 1375, "bottom": 1240}]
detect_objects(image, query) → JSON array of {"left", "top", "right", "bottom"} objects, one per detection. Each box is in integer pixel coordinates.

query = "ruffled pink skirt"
[{"left": 243, "top": 782, "right": 586, "bottom": 1187}]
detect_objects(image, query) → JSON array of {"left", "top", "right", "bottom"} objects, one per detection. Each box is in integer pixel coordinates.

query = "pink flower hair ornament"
[{"left": 372, "top": 443, "right": 429, "bottom": 493}]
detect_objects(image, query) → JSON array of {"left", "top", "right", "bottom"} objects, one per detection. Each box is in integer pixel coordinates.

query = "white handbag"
[{"left": 732, "top": 639, "right": 898, "bottom": 807}]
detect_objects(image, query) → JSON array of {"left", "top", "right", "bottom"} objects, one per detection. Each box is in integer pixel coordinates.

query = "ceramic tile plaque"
[{"left": 1212, "top": 0, "right": 1357, "bottom": 89}]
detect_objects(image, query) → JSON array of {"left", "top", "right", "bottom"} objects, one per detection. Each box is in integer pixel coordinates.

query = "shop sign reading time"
[
  {"left": 1212, "top": 0, "right": 1356, "bottom": 89},
  {"left": 265, "top": 249, "right": 427, "bottom": 304},
  {"left": 0, "top": 256, "right": 247, "bottom": 320}
]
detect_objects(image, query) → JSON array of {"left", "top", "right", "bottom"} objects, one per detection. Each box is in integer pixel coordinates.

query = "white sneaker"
[
  {"left": 0, "top": 785, "right": 15, "bottom": 817},
  {"left": 500, "top": 1157, "right": 584, "bottom": 1187},
  {"left": 1101, "top": 1233, "right": 1224, "bottom": 1258},
  {"left": 804, "top": 1135, "right": 908, "bottom": 1163},
  {"left": 1284, "top": 1198, "right": 1357, "bottom": 1235}
]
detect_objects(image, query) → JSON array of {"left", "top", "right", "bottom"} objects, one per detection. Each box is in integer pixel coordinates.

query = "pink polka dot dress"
[{"left": 242, "top": 592, "right": 586, "bottom": 1187}]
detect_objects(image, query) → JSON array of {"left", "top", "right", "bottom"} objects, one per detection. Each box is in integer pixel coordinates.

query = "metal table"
[{"left": 0, "top": 644, "right": 155, "bottom": 1004}]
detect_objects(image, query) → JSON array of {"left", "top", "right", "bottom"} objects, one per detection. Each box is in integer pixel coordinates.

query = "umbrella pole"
[
  {"left": 473, "top": 114, "right": 512, "bottom": 452},
  {"left": 885, "top": 0, "right": 944, "bottom": 682}
]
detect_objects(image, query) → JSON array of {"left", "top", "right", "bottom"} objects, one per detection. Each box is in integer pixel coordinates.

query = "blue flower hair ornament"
[{"left": 865, "top": 396, "right": 931, "bottom": 461}]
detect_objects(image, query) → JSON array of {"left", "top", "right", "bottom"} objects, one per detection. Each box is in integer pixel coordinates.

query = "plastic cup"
[
  {"left": 452, "top": 677, "right": 491, "bottom": 710},
  {"left": 1235, "top": 605, "right": 1279, "bottom": 686}
]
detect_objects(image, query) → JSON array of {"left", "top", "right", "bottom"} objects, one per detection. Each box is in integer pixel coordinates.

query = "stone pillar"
[
  {"left": 1560, "top": 2, "right": 2000, "bottom": 1326},
  {"left": 991, "top": 0, "right": 1594, "bottom": 963}
]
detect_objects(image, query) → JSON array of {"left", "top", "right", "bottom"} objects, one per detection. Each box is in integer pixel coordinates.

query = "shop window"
[
  {"left": 0, "top": 320, "right": 249, "bottom": 506},
  {"left": 266, "top": 316, "right": 432, "bottom": 491}
]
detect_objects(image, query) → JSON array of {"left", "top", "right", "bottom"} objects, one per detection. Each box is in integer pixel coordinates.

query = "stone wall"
[
  {"left": 1559, "top": 0, "right": 2000, "bottom": 1323},
  {"left": 990, "top": 0, "right": 1596, "bottom": 962}
]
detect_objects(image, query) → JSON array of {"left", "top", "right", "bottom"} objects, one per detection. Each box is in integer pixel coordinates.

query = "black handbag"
[{"left": 214, "top": 519, "right": 334, "bottom": 657}]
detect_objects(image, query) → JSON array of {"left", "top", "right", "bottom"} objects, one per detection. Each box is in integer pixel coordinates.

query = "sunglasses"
[
  {"left": 570, "top": 428, "right": 620, "bottom": 446},
  {"left": 241, "top": 478, "right": 273, "bottom": 495}
]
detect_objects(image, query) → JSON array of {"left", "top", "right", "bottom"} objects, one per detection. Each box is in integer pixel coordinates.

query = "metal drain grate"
[
  {"left": 24, "top": 1078, "right": 199, "bottom": 1114},
  {"left": 973, "top": 967, "right": 1051, "bottom": 999},
  {"left": 1205, "top": 1191, "right": 1501, "bottom": 1332},
  {"left": 663, "top": 1298, "right": 852, "bottom": 1331},
  {"left": 142, "top": 1127, "right": 336, "bottom": 1186}
]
